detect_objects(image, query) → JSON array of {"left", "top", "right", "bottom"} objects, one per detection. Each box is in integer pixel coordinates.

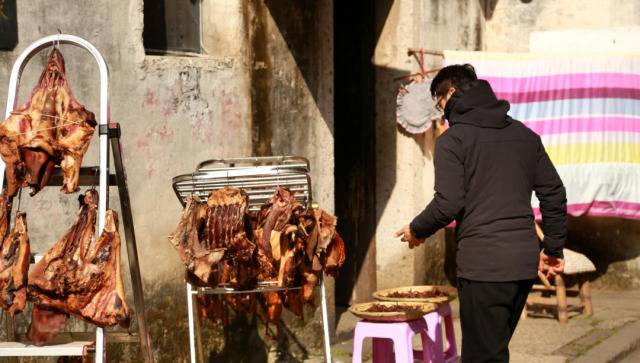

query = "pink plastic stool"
[
  {"left": 352, "top": 303, "right": 459, "bottom": 363},
  {"left": 414, "top": 303, "right": 459, "bottom": 363},
  {"left": 352, "top": 318, "right": 431, "bottom": 363}
]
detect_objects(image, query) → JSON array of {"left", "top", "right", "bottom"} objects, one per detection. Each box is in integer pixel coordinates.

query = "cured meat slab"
[
  {"left": 169, "top": 188, "right": 255, "bottom": 287},
  {"left": 0, "top": 49, "right": 96, "bottom": 197},
  {"left": 0, "top": 210, "right": 30, "bottom": 316},
  {"left": 28, "top": 190, "right": 130, "bottom": 345}
]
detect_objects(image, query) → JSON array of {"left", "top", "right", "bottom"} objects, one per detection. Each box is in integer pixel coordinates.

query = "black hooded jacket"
[{"left": 410, "top": 80, "right": 567, "bottom": 282}]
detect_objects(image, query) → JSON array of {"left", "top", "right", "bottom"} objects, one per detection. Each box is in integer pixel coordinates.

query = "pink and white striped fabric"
[{"left": 444, "top": 51, "right": 640, "bottom": 220}]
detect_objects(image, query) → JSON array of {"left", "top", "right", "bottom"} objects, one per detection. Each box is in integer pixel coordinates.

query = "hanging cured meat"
[
  {"left": 0, "top": 210, "right": 30, "bottom": 316},
  {"left": 169, "top": 186, "right": 347, "bottom": 333},
  {"left": 0, "top": 192, "right": 12, "bottom": 241},
  {"left": 0, "top": 48, "right": 96, "bottom": 197},
  {"left": 204, "top": 188, "right": 257, "bottom": 289},
  {"left": 169, "top": 188, "right": 256, "bottom": 288},
  {"left": 256, "top": 188, "right": 303, "bottom": 259},
  {"left": 28, "top": 190, "right": 130, "bottom": 345},
  {"left": 169, "top": 195, "right": 224, "bottom": 286}
]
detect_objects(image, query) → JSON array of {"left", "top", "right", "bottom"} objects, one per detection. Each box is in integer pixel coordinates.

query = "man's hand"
[
  {"left": 539, "top": 250, "right": 565, "bottom": 279},
  {"left": 394, "top": 225, "right": 426, "bottom": 249}
]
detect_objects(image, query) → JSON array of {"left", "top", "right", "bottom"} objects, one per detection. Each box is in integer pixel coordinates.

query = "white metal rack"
[
  {"left": 0, "top": 35, "right": 153, "bottom": 362},
  {"left": 172, "top": 156, "right": 332, "bottom": 363}
]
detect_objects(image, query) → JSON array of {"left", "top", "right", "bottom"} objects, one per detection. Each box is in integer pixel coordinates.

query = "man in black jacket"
[{"left": 395, "top": 64, "right": 567, "bottom": 362}]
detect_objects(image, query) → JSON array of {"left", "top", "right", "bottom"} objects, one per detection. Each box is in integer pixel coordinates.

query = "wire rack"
[{"left": 172, "top": 156, "right": 312, "bottom": 211}]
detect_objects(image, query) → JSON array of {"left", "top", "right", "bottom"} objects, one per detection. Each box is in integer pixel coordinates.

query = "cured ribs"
[
  {"left": 0, "top": 49, "right": 96, "bottom": 197},
  {"left": 204, "top": 188, "right": 256, "bottom": 289},
  {"left": 170, "top": 188, "right": 256, "bottom": 288},
  {"left": 28, "top": 190, "right": 130, "bottom": 345},
  {"left": 0, "top": 211, "right": 30, "bottom": 315}
]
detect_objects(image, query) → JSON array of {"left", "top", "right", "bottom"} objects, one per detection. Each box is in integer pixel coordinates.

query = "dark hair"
[{"left": 430, "top": 64, "right": 478, "bottom": 97}]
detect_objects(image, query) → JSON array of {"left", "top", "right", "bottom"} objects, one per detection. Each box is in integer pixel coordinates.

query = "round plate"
[
  {"left": 373, "top": 285, "right": 457, "bottom": 304},
  {"left": 396, "top": 79, "right": 442, "bottom": 134},
  {"left": 348, "top": 301, "right": 437, "bottom": 322}
]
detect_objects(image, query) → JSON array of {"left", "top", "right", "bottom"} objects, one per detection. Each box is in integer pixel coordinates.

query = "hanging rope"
[
  {"left": 393, "top": 48, "right": 443, "bottom": 82},
  {"left": 5, "top": 112, "right": 83, "bottom": 137}
]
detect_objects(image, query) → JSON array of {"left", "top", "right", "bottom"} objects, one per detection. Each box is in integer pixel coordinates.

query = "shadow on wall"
[{"left": 263, "top": 0, "right": 332, "bottom": 137}]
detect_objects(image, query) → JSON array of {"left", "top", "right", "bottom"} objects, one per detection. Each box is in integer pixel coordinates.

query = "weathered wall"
[
  {"left": 482, "top": 0, "right": 640, "bottom": 52},
  {"left": 0, "top": 0, "right": 332, "bottom": 361},
  {"left": 374, "top": 0, "right": 484, "bottom": 291}
]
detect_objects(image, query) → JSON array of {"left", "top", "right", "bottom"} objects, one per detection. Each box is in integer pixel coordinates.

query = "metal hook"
[
  {"left": 90, "top": 167, "right": 99, "bottom": 192},
  {"left": 55, "top": 29, "right": 62, "bottom": 49}
]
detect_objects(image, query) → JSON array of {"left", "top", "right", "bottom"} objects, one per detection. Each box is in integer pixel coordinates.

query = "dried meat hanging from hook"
[
  {"left": 0, "top": 191, "right": 30, "bottom": 316},
  {"left": 0, "top": 47, "right": 97, "bottom": 197},
  {"left": 27, "top": 190, "right": 130, "bottom": 346}
]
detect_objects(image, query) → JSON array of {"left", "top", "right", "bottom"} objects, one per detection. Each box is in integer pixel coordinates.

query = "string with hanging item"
[{"left": 395, "top": 48, "right": 444, "bottom": 134}]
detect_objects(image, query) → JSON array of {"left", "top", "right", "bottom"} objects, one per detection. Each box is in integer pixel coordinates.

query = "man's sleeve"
[
  {"left": 533, "top": 137, "right": 567, "bottom": 258},
  {"left": 410, "top": 134, "right": 465, "bottom": 239}
]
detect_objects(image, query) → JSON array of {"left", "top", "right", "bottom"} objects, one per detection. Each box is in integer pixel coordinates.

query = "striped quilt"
[{"left": 444, "top": 51, "right": 640, "bottom": 220}]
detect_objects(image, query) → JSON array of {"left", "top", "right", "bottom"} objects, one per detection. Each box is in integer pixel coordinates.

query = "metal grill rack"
[
  {"left": 172, "top": 156, "right": 332, "bottom": 363},
  {"left": 0, "top": 34, "right": 153, "bottom": 362},
  {"left": 173, "top": 156, "right": 312, "bottom": 211}
]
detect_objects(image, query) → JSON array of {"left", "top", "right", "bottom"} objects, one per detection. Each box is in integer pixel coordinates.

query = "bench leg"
[
  {"left": 556, "top": 274, "right": 568, "bottom": 324},
  {"left": 579, "top": 277, "right": 593, "bottom": 317}
]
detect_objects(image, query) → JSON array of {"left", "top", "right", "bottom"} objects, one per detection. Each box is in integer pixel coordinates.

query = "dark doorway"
[{"left": 334, "top": 2, "right": 378, "bottom": 306}]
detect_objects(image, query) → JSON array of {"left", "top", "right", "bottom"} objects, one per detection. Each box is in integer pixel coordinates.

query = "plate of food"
[
  {"left": 373, "top": 285, "right": 457, "bottom": 303},
  {"left": 348, "top": 301, "right": 437, "bottom": 322}
]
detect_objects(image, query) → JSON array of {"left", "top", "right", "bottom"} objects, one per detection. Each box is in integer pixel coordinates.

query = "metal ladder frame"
[{"left": 0, "top": 34, "right": 153, "bottom": 362}]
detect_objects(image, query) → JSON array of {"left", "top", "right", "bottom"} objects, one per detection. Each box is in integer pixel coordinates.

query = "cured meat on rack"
[
  {"left": 169, "top": 188, "right": 257, "bottom": 288},
  {"left": 28, "top": 190, "right": 130, "bottom": 346},
  {"left": 170, "top": 186, "right": 347, "bottom": 333},
  {"left": 0, "top": 208, "right": 30, "bottom": 316},
  {"left": 169, "top": 195, "right": 224, "bottom": 286},
  {"left": 255, "top": 188, "right": 303, "bottom": 260},
  {"left": 0, "top": 48, "right": 97, "bottom": 197},
  {"left": 204, "top": 187, "right": 257, "bottom": 289}
]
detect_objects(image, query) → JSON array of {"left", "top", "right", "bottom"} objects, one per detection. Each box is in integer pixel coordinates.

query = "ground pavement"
[{"left": 323, "top": 288, "right": 640, "bottom": 363}]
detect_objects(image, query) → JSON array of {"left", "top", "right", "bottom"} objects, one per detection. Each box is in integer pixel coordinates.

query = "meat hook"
[
  {"left": 55, "top": 29, "right": 62, "bottom": 49},
  {"left": 89, "top": 167, "right": 98, "bottom": 192}
]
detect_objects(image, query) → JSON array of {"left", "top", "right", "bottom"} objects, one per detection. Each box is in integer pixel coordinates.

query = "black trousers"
[{"left": 457, "top": 277, "right": 534, "bottom": 363}]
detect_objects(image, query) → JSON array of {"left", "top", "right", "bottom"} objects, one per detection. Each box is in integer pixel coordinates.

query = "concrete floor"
[
  {"left": 619, "top": 346, "right": 640, "bottom": 363},
  {"left": 328, "top": 288, "right": 640, "bottom": 363}
]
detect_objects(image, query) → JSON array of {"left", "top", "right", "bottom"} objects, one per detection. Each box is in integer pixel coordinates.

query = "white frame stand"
[{"left": 185, "top": 276, "right": 332, "bottom": 363}]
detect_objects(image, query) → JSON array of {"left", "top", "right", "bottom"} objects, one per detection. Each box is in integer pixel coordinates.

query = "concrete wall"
[
  {"left": 0, "top": 0, "right": 332, "bottom": 361},
  {"left": 482, "top": 0, "right": 640, "bottom": 52}
]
